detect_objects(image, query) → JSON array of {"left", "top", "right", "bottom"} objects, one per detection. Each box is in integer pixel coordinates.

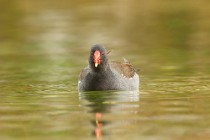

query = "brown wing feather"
[{"left": 109, "top": 61, "right": 136, "bottom": 78}]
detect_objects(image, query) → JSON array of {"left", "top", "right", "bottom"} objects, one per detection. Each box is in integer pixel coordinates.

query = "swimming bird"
[{"left": 78, "top": 44, "right": 139, "bottom": 91}]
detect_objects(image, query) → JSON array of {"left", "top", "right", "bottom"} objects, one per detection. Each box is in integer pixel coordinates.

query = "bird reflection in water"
[
  {"left": 79, "top": 91, "right": 139, "bottom": 140},
  {"left": 95, "top": 112, "right": 102, "bottom": 140}
]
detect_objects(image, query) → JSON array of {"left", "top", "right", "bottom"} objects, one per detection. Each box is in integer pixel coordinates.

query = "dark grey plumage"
[{"left": 78, "top": 45, "right": 139, "bottom": 91}]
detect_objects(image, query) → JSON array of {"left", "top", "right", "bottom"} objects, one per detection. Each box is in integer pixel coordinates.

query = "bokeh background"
[
  {"left": 1, "top": 0, "right": 210, "bottom": 140},
  {"left": 1, "top": 0, "right": 210, "bottom": 75}
]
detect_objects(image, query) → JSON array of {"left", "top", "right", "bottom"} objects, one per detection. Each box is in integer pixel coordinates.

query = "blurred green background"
[{"left": 1, "top": 0, "right": 210, "bottom": 75}]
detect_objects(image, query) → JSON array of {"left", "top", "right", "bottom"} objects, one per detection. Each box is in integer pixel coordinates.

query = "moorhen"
[{"left": 78, "top": 45, "right": 139, "bottom": 91}]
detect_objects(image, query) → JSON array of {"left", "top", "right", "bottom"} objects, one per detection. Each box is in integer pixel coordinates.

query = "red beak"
[{"left": 94, "top": 50, "right": 100, "bottom": 67}]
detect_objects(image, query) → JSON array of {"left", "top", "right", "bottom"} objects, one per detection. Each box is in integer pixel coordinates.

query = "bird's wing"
[{"left": 109, "top": 61, "right": 136, "bottom": 78}]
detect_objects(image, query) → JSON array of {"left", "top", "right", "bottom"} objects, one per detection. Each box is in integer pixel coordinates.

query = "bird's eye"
[{"left": 101, "top": 52, "right": 105, "bottom": 55}]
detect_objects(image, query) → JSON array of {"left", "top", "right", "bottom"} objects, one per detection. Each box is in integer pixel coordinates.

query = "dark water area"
[{"left": 1, "top": 0, "right": 210, "bottom": 140}]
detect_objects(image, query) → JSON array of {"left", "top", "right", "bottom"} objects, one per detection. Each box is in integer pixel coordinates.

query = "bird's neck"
[{"left": 91, "top": 64, "right": 111, "bottom": 75}]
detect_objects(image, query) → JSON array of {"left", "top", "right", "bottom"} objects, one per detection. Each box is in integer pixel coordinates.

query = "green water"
[{"left": 1, "top": 0, "right": 210, "bottom": 140}]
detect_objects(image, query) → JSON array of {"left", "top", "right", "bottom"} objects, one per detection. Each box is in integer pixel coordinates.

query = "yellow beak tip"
[{"left": 95, "top": 63, "right": 98, "bottom": 67}]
